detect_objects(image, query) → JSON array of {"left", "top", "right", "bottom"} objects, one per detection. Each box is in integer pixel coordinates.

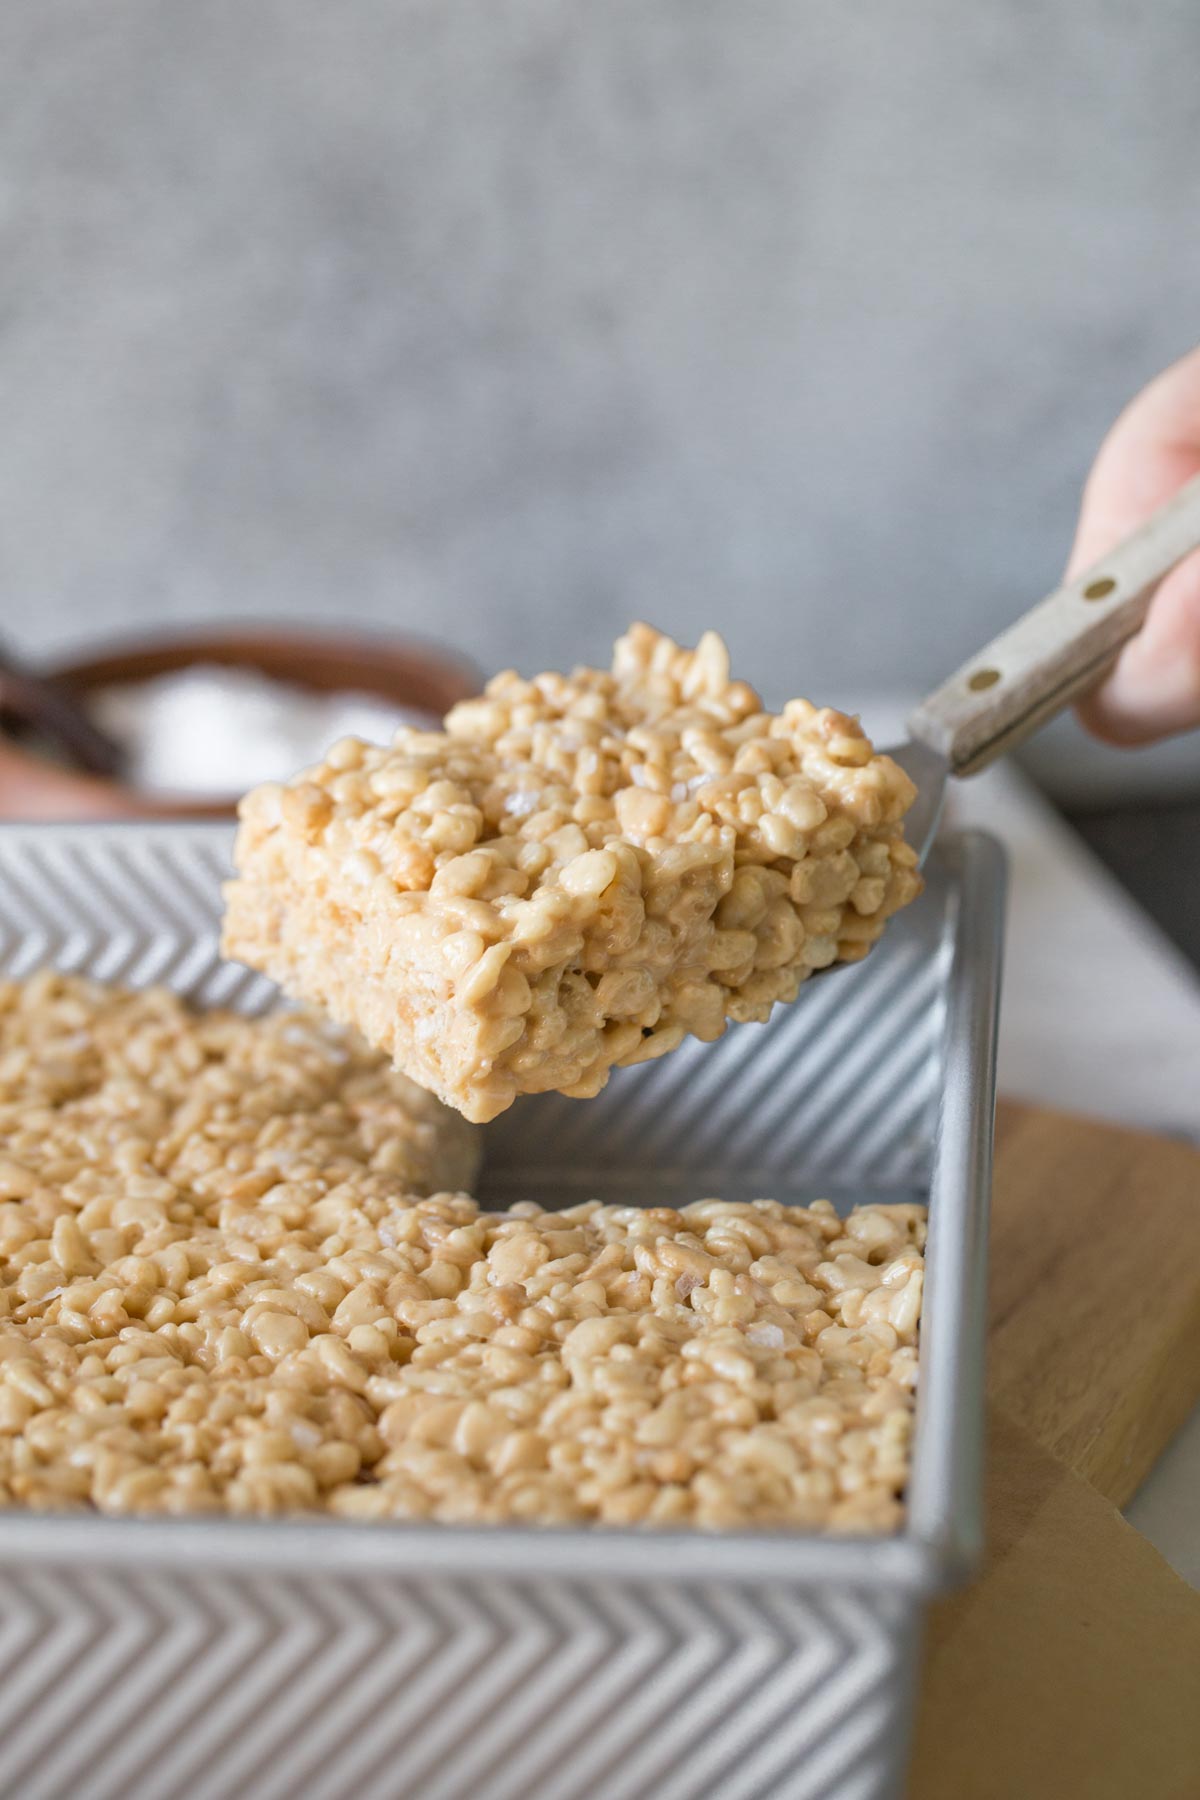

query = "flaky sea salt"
[
  {"left": 745, "top": 1323, "right": 785, "bottom": 1349},
  {"left": 90, "top": 665, "right": 431, "bottom": 798}
]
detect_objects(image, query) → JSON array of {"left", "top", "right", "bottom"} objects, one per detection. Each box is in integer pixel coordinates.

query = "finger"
[
  {"left": 1068, "top": 436, "right": 1200, "bottom": 581},
  {"left": 1075, "top": 552, "right": 1200, "bottom": 744},
  {"left": 1068, "top": 347, "right": 1200, "bottom": 742},
  {"left": 1068, "top": 351, "right": 1200, "bottom": 578}
]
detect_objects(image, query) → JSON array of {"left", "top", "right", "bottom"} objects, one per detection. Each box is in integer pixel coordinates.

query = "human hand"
[{"left": 1069, "top": 346, "right": 1200, "bottom": 745}]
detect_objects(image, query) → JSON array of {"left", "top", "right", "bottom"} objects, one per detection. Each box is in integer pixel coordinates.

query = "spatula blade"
[{"left": 882, "top": 738, "right": 948, "bottom": 867}]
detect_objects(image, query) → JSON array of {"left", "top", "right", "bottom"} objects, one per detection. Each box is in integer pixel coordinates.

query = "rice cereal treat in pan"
[
  {"left": 0, "top": 973, "right": 480, "bottom": 1205},
  {"left": 0, "top": 1024, "right": 924, "bottom": 1530},
  {"left": 223, "top": 626, "right": 922, "bottom": 1122}
]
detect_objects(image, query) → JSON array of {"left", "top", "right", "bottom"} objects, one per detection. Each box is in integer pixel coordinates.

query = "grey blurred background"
[{"left": 3, "top": 0, "right": 1200, "bottom": 804}]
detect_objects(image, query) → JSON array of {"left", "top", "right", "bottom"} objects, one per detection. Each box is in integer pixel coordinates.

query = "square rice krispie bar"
[{"left": 223, "top": 626, "right": 922, "bottom": 1121}]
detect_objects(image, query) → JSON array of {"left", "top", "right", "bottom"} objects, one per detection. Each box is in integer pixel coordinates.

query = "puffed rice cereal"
[
  {"left": 223, "top": 624, "right": 923, "bottom": 1121},
  {"left": 0, "top": 976, "right": 923, "bottom": 1530}
]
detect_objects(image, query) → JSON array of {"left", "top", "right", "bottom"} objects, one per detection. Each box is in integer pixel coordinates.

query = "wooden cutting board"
[
  {"left": 911, "top": 1102, "right": 1200, "bottom": 1800},
  {"left": 986, "top": 1103, "right": 1200, "bottom": 1507}
]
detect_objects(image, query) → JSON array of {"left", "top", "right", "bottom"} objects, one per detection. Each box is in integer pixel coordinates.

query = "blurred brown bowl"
[{"left": 0, "top": 628, "right": 480, "bottom": 821}]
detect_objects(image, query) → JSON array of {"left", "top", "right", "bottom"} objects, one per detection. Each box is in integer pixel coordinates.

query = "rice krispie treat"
[
  {"left": 0, "top": 1001, "right": 924, "bottom": 1530},
  {"left": 223, "top": 625, "right": 922, "bottom": 1122},
  {"left": 0, "top": 972, "right": 480, "bottom": 1205}
]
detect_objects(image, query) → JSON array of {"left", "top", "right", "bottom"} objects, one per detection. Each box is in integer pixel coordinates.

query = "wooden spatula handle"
[{"left": 907, "top": 469, "right": 1200, "bottom": 776}]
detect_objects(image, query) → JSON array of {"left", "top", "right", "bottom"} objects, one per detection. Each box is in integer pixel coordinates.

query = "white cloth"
[{"left": 949, "top": 764, "right": 1200, "bottom": 1140}]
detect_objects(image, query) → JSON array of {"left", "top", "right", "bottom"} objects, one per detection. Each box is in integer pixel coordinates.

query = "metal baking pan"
[{"left": 0, "top": 821, "right": 1004, "bottom": 1800}]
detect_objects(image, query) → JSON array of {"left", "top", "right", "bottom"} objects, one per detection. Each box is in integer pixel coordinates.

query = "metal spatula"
[{"left": 887, "top": 470, "right": 1200, "bottom": 865}]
